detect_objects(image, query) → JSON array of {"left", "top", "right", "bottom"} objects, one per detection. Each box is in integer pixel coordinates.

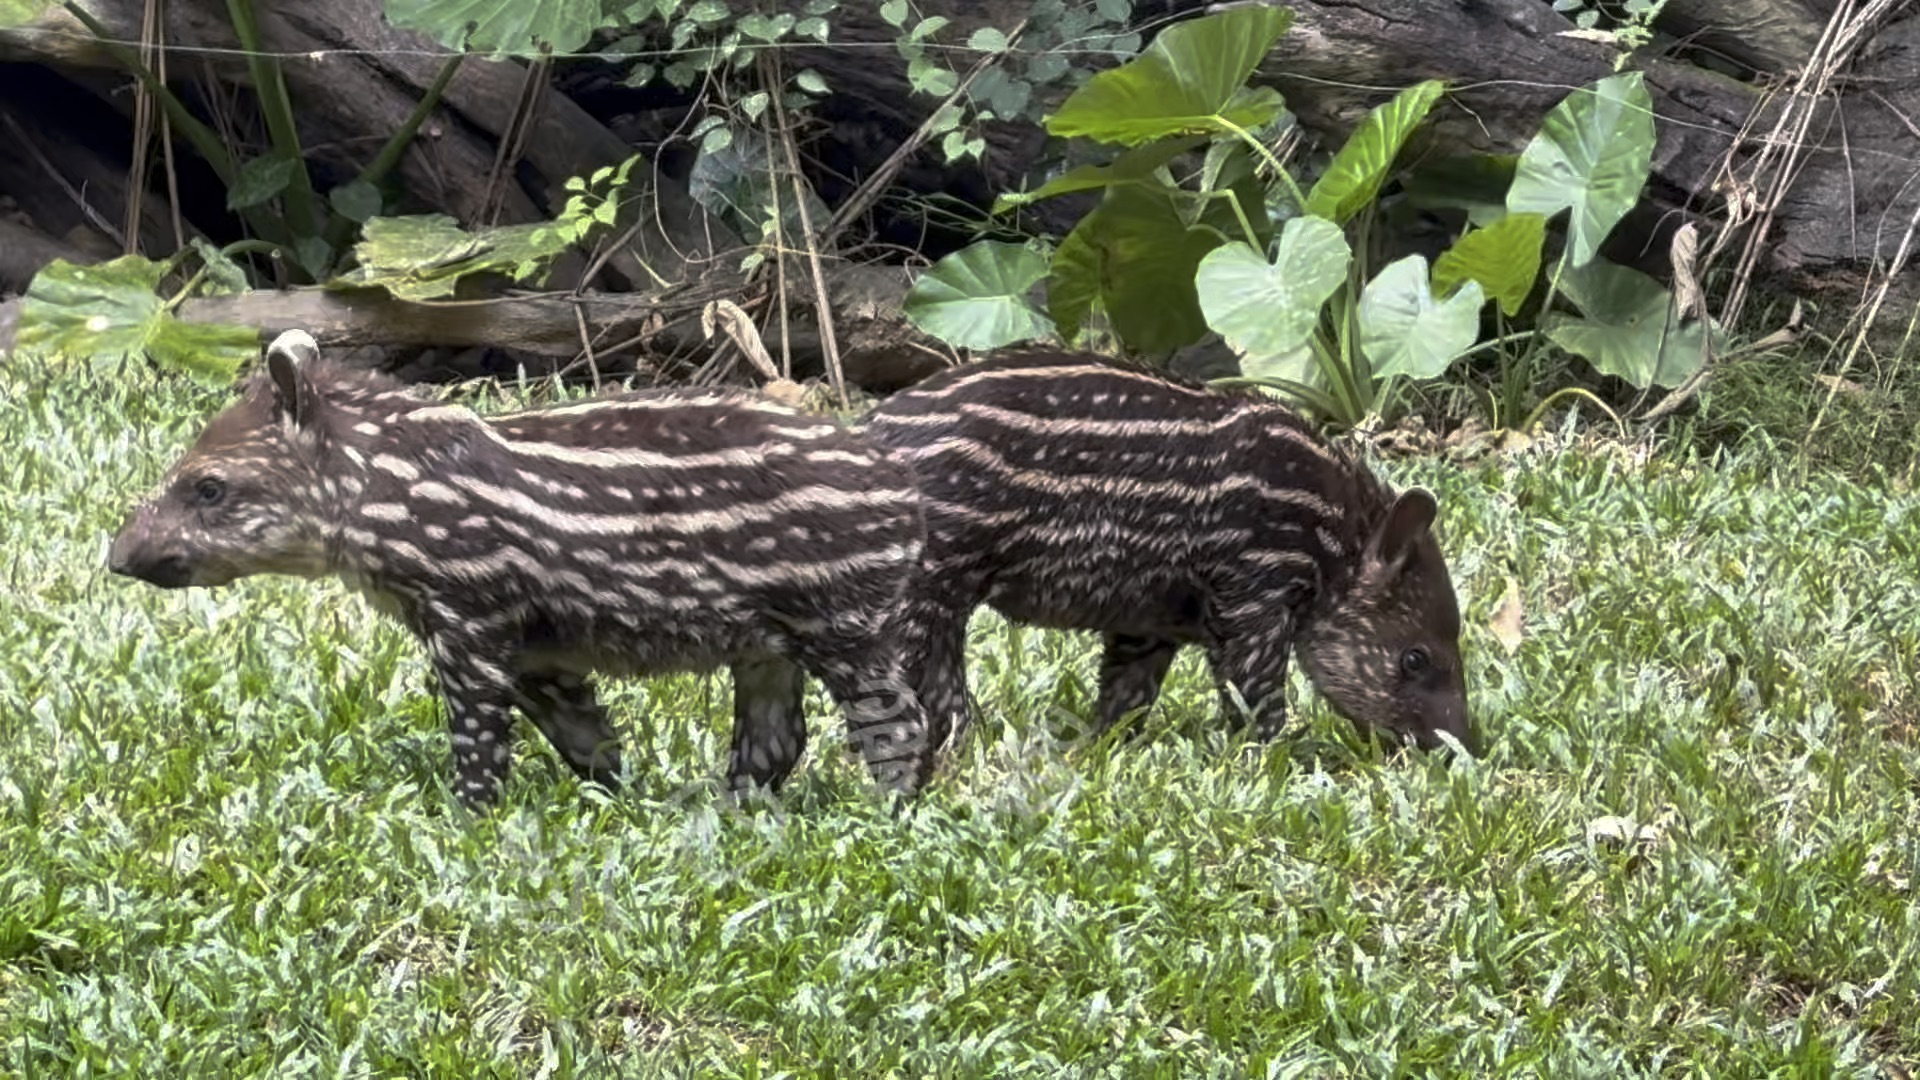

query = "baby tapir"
[
  {"left": 108, "top": 330, "right": 937, "bottom": 809},
  {"left": 860, "top": 348, "right": 1475, "bottom": 758}
]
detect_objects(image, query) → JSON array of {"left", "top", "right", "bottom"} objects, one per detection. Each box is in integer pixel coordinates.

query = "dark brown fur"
[
  {"left": 861, "top": 348, "right": 1474, "bottom": 756},
  {"left": 108, "top": 331, "right": 936, "bottom": 808}
]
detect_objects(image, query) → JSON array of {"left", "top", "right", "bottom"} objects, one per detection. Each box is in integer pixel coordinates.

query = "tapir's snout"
[{"left": 107, "top": 506, "right": 194, "bottom": 589}]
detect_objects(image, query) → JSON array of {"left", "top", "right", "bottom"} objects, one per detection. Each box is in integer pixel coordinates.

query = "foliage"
[
  {"left": 900, "top": 241, "right": 1052, "bottom": 349},
  {"left": 388, "top": 0, "right": 670, "bottom": 58},
  {"left": 13, "top": 250, "right": 264, "bottom": 383},
  {"left": 904, "top": 6, "right": 1293, "bottom": 357},
  {"left": 330, "top": 157, "right": 641, "bottom": 301},
  {"left": 1543, "top": 257, "right": 1716, "bottom": 390},
  {"left": 1506, "top": 71, "right": 1656, "bottom": 269},
  {"left": 1552, "top": 0, "right": 1672, "bottom": 65},
  {"left": 10, "top": 158, "right": 637, "bottom": 379},
  {"left": 908, "top": 15, "right": 1710, "bottom": 432},
  {"left": 6, "top": 361, "right": 1920, "bottom": 1074}
]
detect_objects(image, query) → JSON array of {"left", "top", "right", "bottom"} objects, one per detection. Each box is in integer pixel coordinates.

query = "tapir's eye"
[
  {"left": 193, "top": 477, "right": 226, "bottom": 506},
  {"left": 1399, "top": 646, "right": 1430, "bottom": 677}
]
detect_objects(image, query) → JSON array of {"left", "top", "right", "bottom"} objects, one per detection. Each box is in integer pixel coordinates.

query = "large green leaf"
[
  {"left": 330, "top": 214, "right": 575, "bottom": 301},
  {"left": 1305, "top": 80, "right": 1447, "bottom": 226},
  {"left": 1543, "top": 258, "right": 1712, "bottom": 389},
  {"left": 1432, "top": 212, "right": 1546, "bottom": 317},
  {"left": 1047, "top": 184, "right": 1227, "bottom": 354},
  {"left": 385, "top": 0, "right": 630, "bottom": 58},
  {"left": 1358, "top": 254, "right": 1484, "bottom": 380},
  {"left": 1045, "top": 6, "right": 1294, "bottom": 145},
  {"left": 1507, "top": 72, "right": 1655, "bottom": 268},
  {"left": 1195, "top": 216, "right": 1350, "bottom": 363},
  {"left": 1046, "top": 225, "right": 1103, "bottom": 344},
  {"left": 993, "top": 136, "right": 1208, "bottom": 212},
  {"left": 1402, "top": 153, "right": 1519, "bottom": 228},
  {"left": 14, "top": 257, "right": 256, "bottom": 383},
  {"left": 902, "top": 241, "right": 1054, "bottom": 350}
]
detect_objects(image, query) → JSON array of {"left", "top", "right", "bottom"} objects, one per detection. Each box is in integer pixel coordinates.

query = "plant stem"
[
  {"left": 1217, "top": 116, "right": 1307, "bottom": 214},
  {"left": 321, "top": 53, "right": 468, "bottom": 258},
  {"left": 60, "top": 1, "right": 295, "bottom": 251},
  {"left": 225, "top": 0, "right": 321, "bottom": 241}
]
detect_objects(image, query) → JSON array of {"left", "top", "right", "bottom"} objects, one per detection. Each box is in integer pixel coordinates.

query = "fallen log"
[{"left": 0, "top": 262, "right": 955, "bottom": 392}]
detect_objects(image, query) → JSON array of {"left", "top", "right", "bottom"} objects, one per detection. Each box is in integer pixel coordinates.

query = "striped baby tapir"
[
  {"left": 107, "top": 330, "right": 938, "bottom": 809},
  {"left": 861, "top": 348, "right": 1476, "bottom": 758}
]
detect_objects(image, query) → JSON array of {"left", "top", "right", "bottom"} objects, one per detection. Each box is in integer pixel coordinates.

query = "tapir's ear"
[
  {"left": 265, "top": 329, "right": 321, "bottom": 426},
  {"left": 1363, "top": 487, "right": 1438, "bottom": 578}
]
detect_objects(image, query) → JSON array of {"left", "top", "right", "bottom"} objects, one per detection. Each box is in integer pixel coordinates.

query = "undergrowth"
[{"left": 2, "top": 358, "right": 1917, "bottom": 1077}]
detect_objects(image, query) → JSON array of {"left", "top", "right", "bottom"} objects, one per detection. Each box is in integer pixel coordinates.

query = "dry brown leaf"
[{"left": 1489, "top": 577, "right": 1526, "bottom": 655}]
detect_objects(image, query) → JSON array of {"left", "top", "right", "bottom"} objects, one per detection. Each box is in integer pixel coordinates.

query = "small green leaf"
[
  {"left": 228, "top": 156, "right": 297, "bottom": 212},
  {"left": 1357, "top": 254, "right": 1484, "bottom": 380},
  {"left": 1046, "top": 6, "right": 1295, "bottom": 145},
  {"left": 328, "top": 180, "right": 383, "bottom": 224},
  {"left": 293, "top": 237, "right": 333, "bottom": 279},
  {"left": 1543, "top": 258, "right": 1713, "bottom": 389},
  {"left": 794, "top": 68, "right": 829, "bottom": 94},
  {"left": 982, "top": 70, "right": 1032, "bottom": 120},
  {"left": 1432, "top": 212, "right": 1546, "bottom": 317},
  {"left": 908, "top": 57, "right": 959, "bottom": 97},
  {"left": 880, "top": 0, "right": 907, "bottom": 27},
  {"left": 968, "top": 27, "right": 1009, "bottom": 53},
  {"left": 739, "top": 92, "right": 770, "bottom": 123},
  {"left": 1195, "top": 216, "right": 1350, "bottom": 363},
  {"left": 1304, "top": 80, "right": 1446, "bottom": 226},
  {"left": 14, "top": 256, "right": 255, "bottom": 383},
  {"left": 903, "top": 241, "right": 1054, "bottom": 350},
  {"left": 1507, "top": 71, "right": 1656, "bottom": 267},
  {"left": 737, "top": 13, "right": 793, "bottom": 40}
]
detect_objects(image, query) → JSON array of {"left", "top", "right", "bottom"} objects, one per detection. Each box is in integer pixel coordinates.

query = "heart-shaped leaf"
[
  {"left": 1305, "top": 79, "right": 1447, "bottom": 226},
  {"left": 1195, "top": 216, "right": 1351, "bottom": 362},
  {"left": 903, "top": 241, "right": 1054, "bottom": 350},
  {"left": 228, "top": 155, "right": 298, "bottom": 212},
  {"left": 1507, "top": 72, "right": 1655, "bottom": 267},
  {"left": 1543, "top": 258, "right": 1713, "bottom": 389},
  {"left": 1433, "top": 212, "right": 1546, "bottom": 317},
  {"left": 15, "top": 256, "right": 256, "bottom": 383},
  {"left": 1046, "top": 6, "right": 1295, "bottom": 145},
  {"left": 1358, "top": 254, "right": 1484, "bottom": 380}
]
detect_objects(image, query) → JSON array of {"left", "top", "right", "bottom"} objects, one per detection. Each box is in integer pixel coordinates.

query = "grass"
[{"left": 3, "top": 357, "right": 1918, "bottom": 1078}]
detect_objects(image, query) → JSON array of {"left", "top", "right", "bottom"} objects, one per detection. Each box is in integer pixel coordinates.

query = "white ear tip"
[{"left": 267, "top": 329, "right": 319, "bottom": 362}]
